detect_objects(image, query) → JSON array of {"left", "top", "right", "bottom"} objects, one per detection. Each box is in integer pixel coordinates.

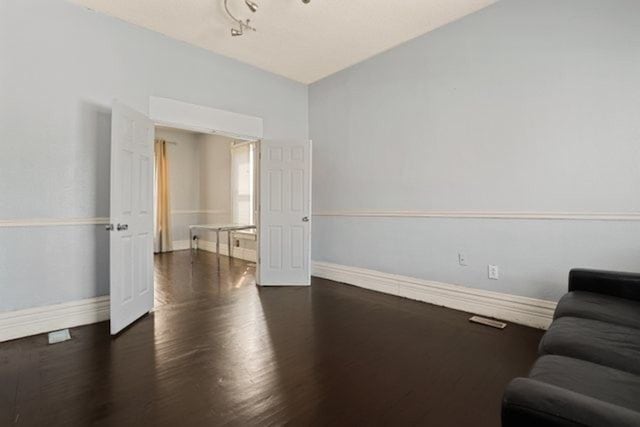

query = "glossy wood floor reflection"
[{"left": 0, "top": 251, "right": 543, "bottom": 426}]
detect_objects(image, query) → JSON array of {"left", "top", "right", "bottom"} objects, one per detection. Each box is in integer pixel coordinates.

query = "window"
[{"left": 231, "top": 142, "right": 255, "bottom": 225}]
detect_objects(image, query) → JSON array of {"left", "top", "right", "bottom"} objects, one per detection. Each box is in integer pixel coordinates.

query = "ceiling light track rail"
[
  {"left": 223, "top": 0, "right": 310, "bottom": 37},
  {"left": 224, "top": 0, "right": 257, "bottom": 36}
]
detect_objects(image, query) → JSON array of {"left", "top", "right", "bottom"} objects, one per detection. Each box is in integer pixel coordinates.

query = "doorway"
[
  {"left": 152, "top": 125, "right": 258, "bottom": 262},
  {"left": 109, "top": 97, "right": 312, "bottom": 335}
]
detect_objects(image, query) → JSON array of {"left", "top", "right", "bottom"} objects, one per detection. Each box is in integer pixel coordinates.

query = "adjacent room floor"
[{"left": 0, "top": 251, "right": 542, "bottom": 426}]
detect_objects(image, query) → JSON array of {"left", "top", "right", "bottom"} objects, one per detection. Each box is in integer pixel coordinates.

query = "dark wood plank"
[{"left": 0, "top": 250, "right": 542, "bottom": 426}]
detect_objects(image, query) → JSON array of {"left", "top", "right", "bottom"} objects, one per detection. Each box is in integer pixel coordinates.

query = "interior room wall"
[
  {"left": 146, "top": 128, "right": 254, "bottom": 254},
  {"left": 0, "top": 0, "right": 307, "bottom": 312},
  {"left": 155, "top": 127, "right": 201, "bottom": 243},
  {"left": 194, "top": 134, "right": 257, "bottom": 254},
  {"left": 197, "top": 134, "right": 232, "bottom": 228},
  {"left": 190, "top": 134, "right": 256, "bottom": 254},
  {"left": 309, "top": 0, "right": 640, "bottom": 301}
]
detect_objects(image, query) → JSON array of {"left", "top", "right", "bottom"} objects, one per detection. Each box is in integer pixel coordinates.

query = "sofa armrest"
[
  {"left": 502, "top": 378, "right": 640, "bottom": 427},
  {"left": 569, "top": 268, "right": 640, "bottom": 302}
]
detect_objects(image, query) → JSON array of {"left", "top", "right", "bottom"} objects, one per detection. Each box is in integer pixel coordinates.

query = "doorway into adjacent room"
[
  {"left": 108, "top": 98, "right": 312, "bottom": 335},
  {"left": 152, "top": 126, "right": 258, "bottom": 263}
]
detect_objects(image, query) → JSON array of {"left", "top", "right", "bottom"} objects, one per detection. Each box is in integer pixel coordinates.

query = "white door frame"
[
  {"left": 148, "top": 96, "right": 264, "bottom": 272},
  {"left": 105, "top": 96, "right": 263, "bottom": 333},
  {"left": 149, "top": 96, "right": 263, "bottom": 141}
]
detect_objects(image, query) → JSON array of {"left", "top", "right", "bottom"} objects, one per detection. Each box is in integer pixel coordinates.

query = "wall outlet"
[
  {"left": 488, "top": 265, "right": 499, "bottom": 280},
  {"left": 458, "top": 253, "right": 468, "bottom": 266}
]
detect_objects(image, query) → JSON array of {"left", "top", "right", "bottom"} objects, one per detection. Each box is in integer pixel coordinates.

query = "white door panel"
[
  {"left": 258, "top": 140, "right": 312, "bottom": 286},
  {"left": 110, "top": 100, "right": 154, "bottom": 334}
]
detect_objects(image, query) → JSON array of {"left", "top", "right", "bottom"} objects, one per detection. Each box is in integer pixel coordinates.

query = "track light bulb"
[
  {"left": 231, "top": 28, "right": 243, "bottom": 36},
  {"left": 245, "top": 0, "right": 258, "bottom": 12}
]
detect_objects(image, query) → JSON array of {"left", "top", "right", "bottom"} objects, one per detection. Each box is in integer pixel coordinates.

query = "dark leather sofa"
[{"left": 502, "top": 269, "right": 640, "bottom": 426}]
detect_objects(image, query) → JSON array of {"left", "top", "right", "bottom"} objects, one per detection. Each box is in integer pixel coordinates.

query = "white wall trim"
[
  {"left": 257, "top": 282, "right": 311, "bottom": 287},
  {"left": 0, "top": 296, "right": 110, "bottom": 342},
  {"left": 312, "top": 261, "right": 557, "bottom": 329},
  {"left": 172, "top": 239, "right": 257, "bottom": 262},
  {"left": 312, "top": 210, "right": 640, "bottom": 221},
  {"left": 149, "top": 96, "right": 263, "bottom": 141},
  {"left": 171, "top": 210, "right": 229, "bottom": 215},
  {"left": 0, "top": 217, "right": 109, "bottom": 228},
  {"left": 233, "top": 230, "right": 257, "bottom": 240}
]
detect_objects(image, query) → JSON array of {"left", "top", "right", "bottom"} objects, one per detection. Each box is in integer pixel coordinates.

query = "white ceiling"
[{"left": 69, "top": 0, "right": 497, "bottom": 84}]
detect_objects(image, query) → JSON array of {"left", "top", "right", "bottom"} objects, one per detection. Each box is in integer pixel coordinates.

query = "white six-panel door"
[
  {"left": 110, "top": 101, "right": 155, "bottom": 334},
  {"left": 258, "top": 140, "right": 312, "bottom": 286}
]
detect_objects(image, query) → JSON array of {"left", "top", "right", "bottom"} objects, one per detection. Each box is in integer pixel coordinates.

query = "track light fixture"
[
  {"left": 223, "top": 0, "right": 310, "bottom": 37},
  {"left": 245, "top": 0, "right": 258, "bottom": 13},
  {"left": 224, "top": 0, "right": 256, "bottom": 37}
]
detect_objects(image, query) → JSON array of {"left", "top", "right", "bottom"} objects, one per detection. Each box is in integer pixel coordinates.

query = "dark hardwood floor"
[{"left": 0, "top": 251, "right": 543, "bottom": 426}]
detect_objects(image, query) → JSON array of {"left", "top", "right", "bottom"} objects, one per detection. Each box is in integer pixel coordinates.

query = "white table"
[{"left": 188, "top": 224, "right": 257, "bottom": 262}]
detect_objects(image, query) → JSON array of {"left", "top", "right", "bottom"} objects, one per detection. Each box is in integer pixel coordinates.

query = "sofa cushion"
[
  {"left": 539, "top": 317, "right": 640, "bottom": 375},
  {"left": 555, "top": 291, "right": 640, "bottom": 329},
  {"left": 529, "top": 355, "right": 640, "bottom": 413},
  {"left": 503, "top": 377, "right": 640, "bottom": 427}
]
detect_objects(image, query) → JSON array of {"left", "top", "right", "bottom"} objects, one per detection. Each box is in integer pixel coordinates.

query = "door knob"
[
  {"left": 105, "top": 224, "right": 114, "bottom": 231},
  {"left": 302, "top": 216, "right": 309, "bottom": 222},
  {"left": 117, "top": 224, "right": 129, "bottom": 231}
]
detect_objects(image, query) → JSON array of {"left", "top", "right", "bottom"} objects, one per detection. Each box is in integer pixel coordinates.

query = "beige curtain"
[{"left": 154, "top": 139, "right": 172, "bottom": 253}]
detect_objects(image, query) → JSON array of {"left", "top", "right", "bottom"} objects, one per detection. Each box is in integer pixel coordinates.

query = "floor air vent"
[
  {"left": 469, "top": 316, "right": 507, "bottom": 329},
  {"left": 48, "top": 329, "right": 71, "bottom": 344}
]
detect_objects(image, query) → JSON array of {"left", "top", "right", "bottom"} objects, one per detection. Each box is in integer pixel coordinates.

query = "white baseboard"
[
  {"left": 0, "top": 296, "right": 110, "bottom": 343},
  {"left": 311, "top": 261, "right": 557, "bottom": 329},
  {"left": 172, "top": 239, "right": 257, "bottom": 262},
  {"left": 172, "top": 240, "right": 191, "bottom": 251},
  {"left": 2, "top": 258, "right": 553, "bottom": 343},
  {"left": 0, "top": 245, "right": 259, "bottom": 343},
  {"left": 257, "top": 282, "right": 311, "bottom": 287}
]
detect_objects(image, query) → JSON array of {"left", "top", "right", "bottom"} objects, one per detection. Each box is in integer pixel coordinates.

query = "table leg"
[
  {"left": 216, "top": 230, "right": 220, "bottom": 257},
  {"left": 228, "top": 231, "right": 233, "bottom": 259}
]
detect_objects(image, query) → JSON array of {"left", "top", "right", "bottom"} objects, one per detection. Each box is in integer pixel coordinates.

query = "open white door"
[
  {"left": 258, "top": 140, "right": 312, "bottom": 286},
  {"left": 109, "top": 101, "right": 155, "bottom": 334}
]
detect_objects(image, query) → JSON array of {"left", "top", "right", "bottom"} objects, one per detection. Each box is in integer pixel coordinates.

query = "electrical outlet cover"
[
  {"left": 458, "top": 253, "right": 468, "bottom": 266},
  {"left": 488, "top": 265, "right": 499, "bottom": 280}
]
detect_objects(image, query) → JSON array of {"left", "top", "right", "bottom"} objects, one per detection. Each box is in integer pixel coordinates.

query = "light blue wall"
[
  {"left": 0, "top": 0, "right": 308, "bottom": 311},
  {"left": 2, "top": 0, "right": 639, "bottom": 312},
  {"left": 310, "top": 0, "right": 640, "bottom": 301}
]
